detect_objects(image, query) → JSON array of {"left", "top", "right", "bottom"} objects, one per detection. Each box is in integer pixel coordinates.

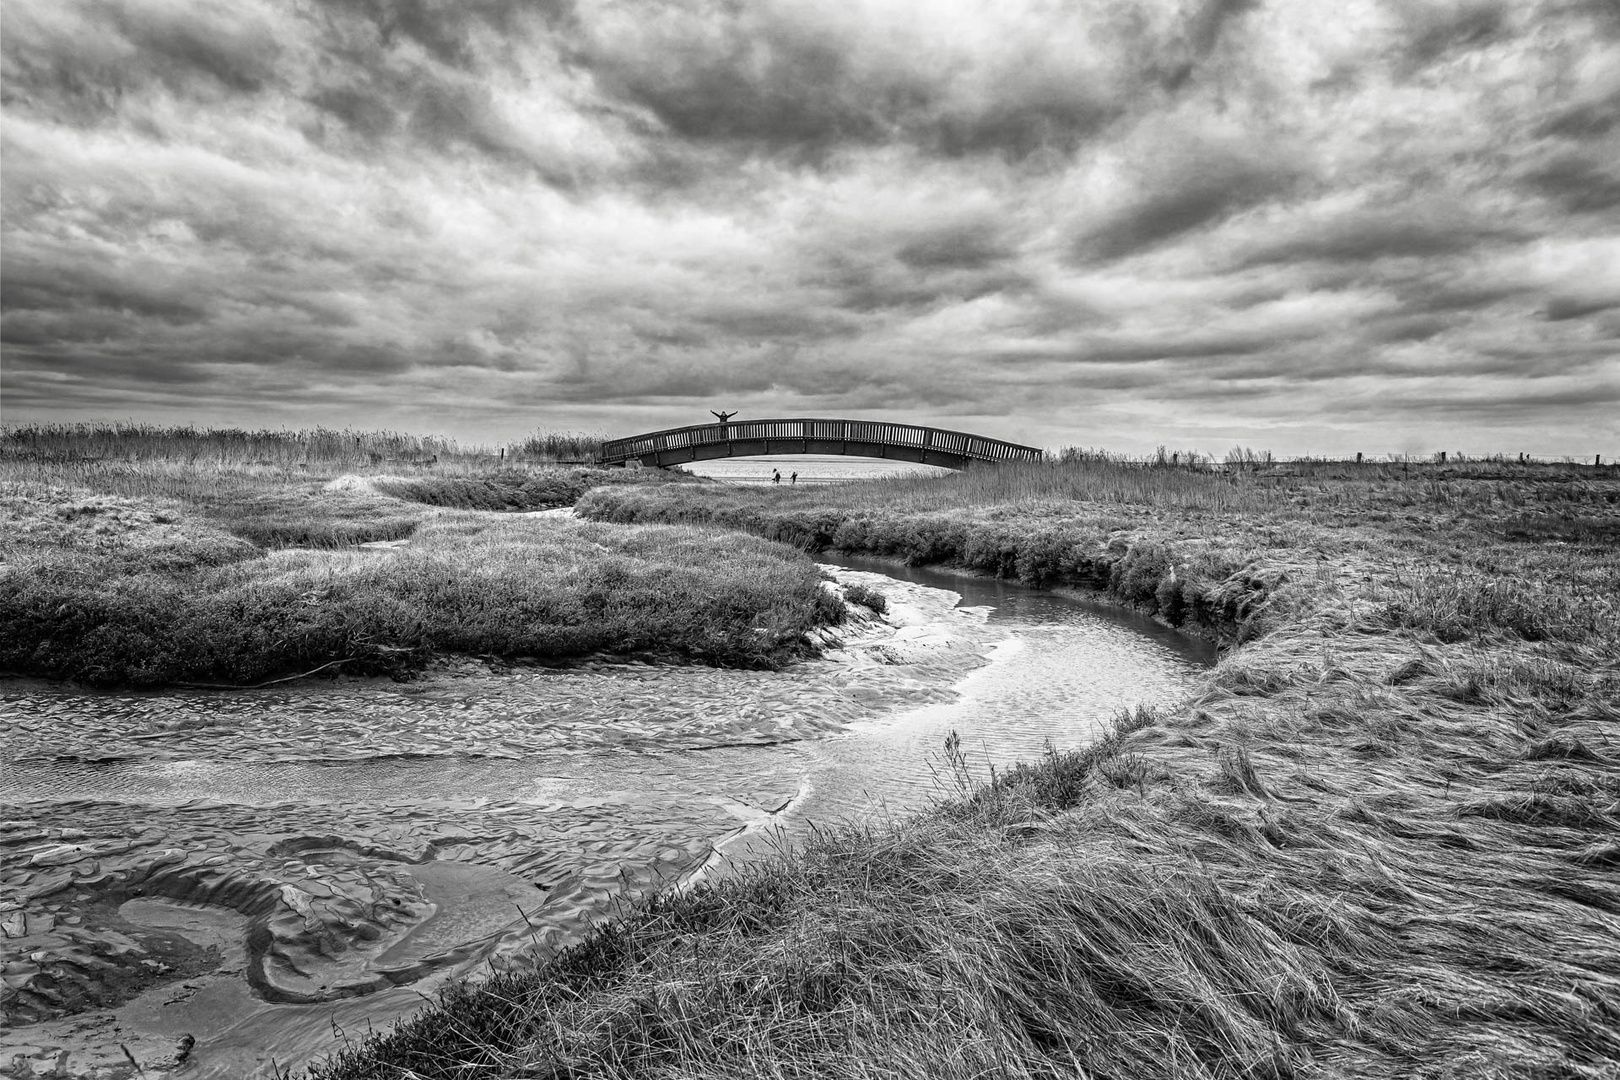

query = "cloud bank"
[{"left": 3, "top": 0, "right": 1617, "bottom": 454}]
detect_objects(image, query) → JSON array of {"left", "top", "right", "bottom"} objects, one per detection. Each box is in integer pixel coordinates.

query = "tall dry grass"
[
  {"left": 1, "top": 422, "right": 604, "bottom": 467},
  {"left": 3, "top": 422, "right": 472, "bottom": 467}
]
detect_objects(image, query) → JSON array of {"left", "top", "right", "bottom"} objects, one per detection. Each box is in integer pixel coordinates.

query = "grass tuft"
[{"left": 842, "top": 582, "right": 888, "bottom": 615}]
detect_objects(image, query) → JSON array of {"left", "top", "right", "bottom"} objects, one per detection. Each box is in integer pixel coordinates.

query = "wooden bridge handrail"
[{"left": 597, "top": 418, "right": 1042, "bottom": 465}]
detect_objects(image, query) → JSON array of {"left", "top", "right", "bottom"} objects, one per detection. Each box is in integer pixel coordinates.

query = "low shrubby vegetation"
[
  {"left": 841, "top": 581, "right": 888, "bottom": 615},
  {"left": 372, "top": 467, "right": 665, "bottom": 512},
  {"left": 312, "top": 454, "right": 1620, "bottom": 1079},
  {"left": 0, "top": 428, "right": 829, "bottom": 686},
  {"left": 2, "top": 509, "right": 840, "bottom": 685}
]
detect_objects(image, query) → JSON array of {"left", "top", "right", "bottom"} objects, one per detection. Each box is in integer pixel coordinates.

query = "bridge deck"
[{"left": 597, "top": 418, "right": 1042, "bottom": 470}]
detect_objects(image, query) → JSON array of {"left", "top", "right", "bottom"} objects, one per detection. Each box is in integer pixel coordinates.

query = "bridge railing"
[{"left": 597, "top": 418, "right": 1042, "bottom": 465}]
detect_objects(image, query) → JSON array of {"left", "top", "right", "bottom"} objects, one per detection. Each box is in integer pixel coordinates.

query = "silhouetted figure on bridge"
[{"left": 711, "top": 410, "right": 738, "bottom": 423}]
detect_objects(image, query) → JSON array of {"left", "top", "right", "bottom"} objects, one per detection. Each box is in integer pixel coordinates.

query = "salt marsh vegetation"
[
  {"left": 0, "top": 426, "right": 839, "bottom": 686},
  {"left": 314, "top": 454, "right": 1620, "bottom": 1079}
]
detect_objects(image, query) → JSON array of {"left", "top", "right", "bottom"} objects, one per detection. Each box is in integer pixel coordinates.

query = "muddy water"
[{"left": 0, "top": 561, "right": 1211, "bottom": 1079}]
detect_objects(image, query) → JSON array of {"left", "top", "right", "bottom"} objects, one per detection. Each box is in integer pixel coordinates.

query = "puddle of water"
[
  {"left": 120, "top": 897, "right": 247, "bottom": 954},
  {"left": 0, "top": 561, "right": 1209, "bottom": 1078},
  {"left": 678, "top": 455, "right": 950, "bottom": 485}
]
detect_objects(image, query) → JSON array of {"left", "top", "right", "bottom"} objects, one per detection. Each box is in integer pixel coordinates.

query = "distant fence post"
[
  {"left": 1439, "top": 451, "right": 1447, "bottom": 464},
  {"left": 500, "top": 447, "right": 505, "bottom": 463},
  {"left": 1356, "top": 452, "right": 1362, "bottom": 464}
]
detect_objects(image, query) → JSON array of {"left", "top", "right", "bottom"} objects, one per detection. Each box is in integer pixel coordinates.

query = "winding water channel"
[{"left": 1, "top": 557, "right": 1212, "bottom": 1079}]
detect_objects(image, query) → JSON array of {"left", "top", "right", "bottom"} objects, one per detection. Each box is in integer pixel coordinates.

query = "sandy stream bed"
[
  {"left": 2, "top": 558, "right": 1209, "bottom": 1078},
  {"left": 1, "top": 566, "right": 1002, "bottom": 1078}
]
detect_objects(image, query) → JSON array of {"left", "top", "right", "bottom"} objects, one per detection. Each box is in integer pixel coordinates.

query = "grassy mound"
[
  {"left": 373, "top": 467, "right": 681, "bottom": 512},
  {"left": 2, "top": 508, "right": 841, "bottom": 685},
  {"left": 0, "top": 462, "right": 838, "bottom": 686}
]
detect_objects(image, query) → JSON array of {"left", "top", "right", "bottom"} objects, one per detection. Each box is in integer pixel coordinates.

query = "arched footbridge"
[{"left": 597, "top": 418, "right": 1044, "bottom": 470}]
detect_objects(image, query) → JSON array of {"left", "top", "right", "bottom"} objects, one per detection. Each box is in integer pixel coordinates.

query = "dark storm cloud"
[
  {"left": 1397, "top": 382, "right": 1620, "bottom": 413},
  {"left": 1545, "top": 294, "right": 1620, "bottom": 321},
  {"left": 1072, "top": 151, "right": 1301, "bottom": 263},
  {"left": 693, "top": 303, "right": 861, "bottom": 343},
  {"left": 1234, "top": 203, "right": 1530, "bottom": 267},
  {"left": 571, "top": 0, "right": 1255, "bottom": 163},
  {"left": 1520, "top": 151, "right": 1620, "bottom": 214},
  {"left": 0, "top": 1, "right": 285, "bottom": 124},
  {"left": 1191, "top": 0, "right": 1259, "bottom": 52},
  {"left": 110, "top": 1, "right": 285, "bottom": 94},
  {"left": 34, "top": 351, "right": 225, "bottom": 386},
  {"left": 1364, "top": 314, "right": 1454, "bottom": 343},
  {"left": 315, "top": 0, "right": 562, "bottom": 68},
  {"left": 404, "top": 77, "right": 541, "bottom": 165},
  {"left": 1398, "top": 0, "right": 1510, "bottom": 68},
  {"left": 579, "top": 15, "right": 1082, "bottom": 161},
  {"left": 1068, "top": 334, "right": 1282, "bottom": 364},
  {"left": 308, "top": 84, "right": 402, "bottom": 142},
  {"left": 3, "top": 0, "right": 1618, "bottom": 454},
  {"left": 896, "top": 219, "right": 1014, "bottom": 271},
  {"left": 811, "top": 256, "right": 1025, "bottom": 314},
  {"left": 1536, "top": 89, "right": 1620, "bottom": 139},
  {"left": 0, "top": 261, "right": 212, "bottom": 327}
]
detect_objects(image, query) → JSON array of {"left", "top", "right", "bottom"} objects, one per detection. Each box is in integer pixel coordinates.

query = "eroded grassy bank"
[
  {"left": 0, "top": 447, "right": 841, "bottom": 686},
  {"left": 311, "top": 460, "right": 1620, "bottom": 1079}
]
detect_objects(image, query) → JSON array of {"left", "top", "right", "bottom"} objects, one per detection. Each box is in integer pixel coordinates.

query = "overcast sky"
[{"left": 3, "top": 0, "right": 1618, "bottom": 456}]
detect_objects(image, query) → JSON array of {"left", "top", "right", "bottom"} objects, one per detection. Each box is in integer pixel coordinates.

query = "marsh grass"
[
  {"left": 841, "top": 582, "right": 888, "bottom": 615},
  {"left": 372, "top": 468, "right": 681, "bottom": 512},
  {"left": 312, "top": 456, "right": 1620, "bottom": 1080},
  {"left": 0, "top": 434, "right": 831, "bottom": 685},
  {"left": 2, "top": 422, "right": 603, "bottom": 465},
  {"left": 517, "top": 430, "right": 605, "bottom": 461},
  {"left": 580, "top": 455, "right": 1620, "bottom": 530},
  {"left": 1, "top": 506, "right": 838, "bottom": 685},
  {"left": 1383, "top": 564, "right": 1607, "bottom": 643}
]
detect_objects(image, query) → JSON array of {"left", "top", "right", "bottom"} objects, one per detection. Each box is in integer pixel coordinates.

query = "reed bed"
[
  {"left": 4, "top": 422, "right": 474, "bottom": 467},
  {"left": 518, "top": 430, "right": 606, "bottom": 461},
  {"left": 312, "top": 458, "right": 1620, "bottom": 1080},
  {"left": 1, "top": 422, "right": 604, "bottom": 466}
]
